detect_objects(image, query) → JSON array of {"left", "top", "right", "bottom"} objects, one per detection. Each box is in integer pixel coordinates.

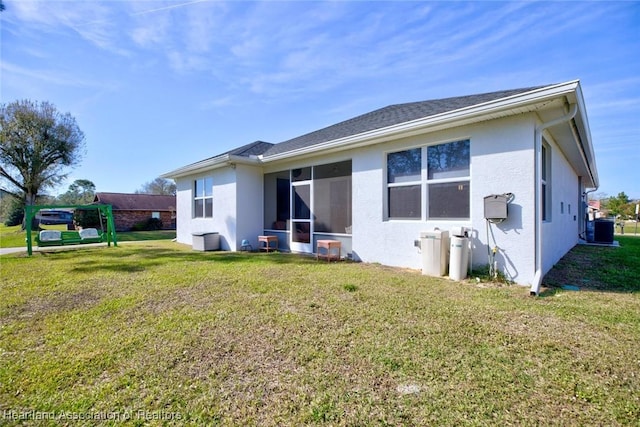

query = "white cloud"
[
  {"left": 10, "top": 0, "right": 132, "bottom": 55},
  {"left": 0, "top": 61, "right": 116, "bottom": 89},
  {"left": 166, "top": 50, "right": 208, "bottom": 73},
  {"left": 130, "top": 17, "right": 170, "bottom": 48}
]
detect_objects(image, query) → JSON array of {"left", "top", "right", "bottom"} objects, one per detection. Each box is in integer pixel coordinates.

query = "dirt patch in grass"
[
  {"left": 4, "top": 288, "right": 105, "bottom": 321},
  {"left": 542, "top": 245, "right": 610, "bottom": 289},
  {"left": 542, "top": 237, "right": 640, "bottom": 292}
]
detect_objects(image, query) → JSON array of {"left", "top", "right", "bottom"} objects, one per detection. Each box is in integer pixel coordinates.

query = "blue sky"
[{"left": 1, "top": 1, "right": 638, "bottom": 199}]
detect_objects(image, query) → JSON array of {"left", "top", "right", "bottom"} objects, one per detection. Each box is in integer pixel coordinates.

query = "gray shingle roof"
[
  {"left": 263, "top": 85, "right": 548, "bottom": 157},
  {"left": 196, "top": 140, "right": 274, "bottom": 163},
  {"left": 226, "top": 140, "right": 274, "bottom": 157},
  {"left": 165, "top": 84, "right": 555, "bottom": 179}
]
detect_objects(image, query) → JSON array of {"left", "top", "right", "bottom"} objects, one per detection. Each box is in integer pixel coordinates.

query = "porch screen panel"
[
  {"left": 264, "top": 171, "right": 290, "bottom": 230},
  {"left": 292, "top": 167, "right": 311, "bottom": 182},
  {"left": 313, "top": 160, "right": 352, "bottom": 234}
]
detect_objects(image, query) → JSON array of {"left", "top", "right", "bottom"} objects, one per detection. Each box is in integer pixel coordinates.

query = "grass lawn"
[
  {"left": 114, "top": 230, "right": 176, "bottom": 242},
  {"left": 0, "top": 241, "right": 638, "bottom": 425},
  {"left": 543, "top": 235, "right": 640, "bottom": 292},
  {"left": 0, "top": 224, "right": 175, "bottom": 248},
  {"left": 616, "top": 220, "right": 640, "bottom": 235}
]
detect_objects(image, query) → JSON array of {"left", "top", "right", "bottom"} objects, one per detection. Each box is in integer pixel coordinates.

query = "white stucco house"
[{"left": 162, "top": 80, "right": 598, "bottom": 294}]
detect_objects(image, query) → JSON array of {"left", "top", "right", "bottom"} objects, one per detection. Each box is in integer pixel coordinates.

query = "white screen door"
[{"left": 290, "top": 168, "right": 313, "bottom": 253}]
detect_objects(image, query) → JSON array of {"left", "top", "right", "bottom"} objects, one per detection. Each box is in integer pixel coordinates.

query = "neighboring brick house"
[{"left": 93, "top": 193, "right": 176, "bottom": 231}]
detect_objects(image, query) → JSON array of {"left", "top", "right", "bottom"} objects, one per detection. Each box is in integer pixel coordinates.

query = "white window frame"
[
  {"left": 541, "top": 142, "right": 551, "bottom": 222},
  {"left": 386, "top": 139, "right": 471, "bottom": 221},
  {"left": 386, "top": 147, "right": 422, "bottom": 220},
  {"left": 426, "top": 139, "right": 470, "bottom": 220},
  {"left": 193, "top": 177, "right": 213, "bottom": 219}
]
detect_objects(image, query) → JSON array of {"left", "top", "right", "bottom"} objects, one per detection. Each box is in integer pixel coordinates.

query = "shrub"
[
  {"left": 3, "top": 198, "right": 24, "bottom": 227},
  {"left": 147, "top": 218, "right": 163, "bottom": 230},
  {"left": 132, "top": 217, "right": 163, "bottom": 231},
  {"left": 74, "top": 209, "right": 102, "bottom": 229}
]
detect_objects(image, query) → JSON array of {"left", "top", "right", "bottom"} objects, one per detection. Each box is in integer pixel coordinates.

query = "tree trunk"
[{"left": 21, "top": 193, "right": 37, "bottom": 230}]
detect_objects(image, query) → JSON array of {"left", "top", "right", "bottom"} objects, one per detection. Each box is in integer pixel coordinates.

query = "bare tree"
[{"left": 136, "top": 177, "right": 176, "bottom": 195}]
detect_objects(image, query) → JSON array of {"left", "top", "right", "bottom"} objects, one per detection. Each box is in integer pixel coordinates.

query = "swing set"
[{"left": 24, "top": 204, "right": 118, "bottom": 256}]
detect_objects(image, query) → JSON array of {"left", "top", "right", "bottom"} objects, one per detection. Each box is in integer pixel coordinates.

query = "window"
[
  {"left": 386, "top": 140, "right": 470, "bottom": 220},
  {"left": 541, "top": 143, "right": 551, "bottom": 221},
  {"left": 387, "top": 148, "right": 421, "bottom": 219},
  {"left": 426, "top": 140, "right": 470, "bottom": 219},
  {"left": 152, "top": 211, "right": 160, "bottom": 219},
  {"left": 428, "top": 182, "right": 470, "bottom": 219},
  {"left": 194, "top": 177, "right": 213, "bottom": 218}
]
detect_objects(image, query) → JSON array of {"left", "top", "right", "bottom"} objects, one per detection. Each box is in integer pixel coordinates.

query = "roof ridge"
[
  {"left": 229, "top": 140, "right": 274, "bottom": 157},
  {"left": 262, "top": 84, "right": 556, "bottom": 157}
]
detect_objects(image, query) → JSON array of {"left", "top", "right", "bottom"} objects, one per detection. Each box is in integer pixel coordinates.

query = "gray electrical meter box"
[{"left": 484, "top": 194, "right": 508, "bottom": 221}]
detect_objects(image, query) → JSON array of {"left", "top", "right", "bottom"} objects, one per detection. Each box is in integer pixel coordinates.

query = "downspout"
[
  {"left": 582, "top": 187, "right": 599, "bottom": 239},
  {"left": 530, "top": 103, "right": 578, "bottom": 296}
]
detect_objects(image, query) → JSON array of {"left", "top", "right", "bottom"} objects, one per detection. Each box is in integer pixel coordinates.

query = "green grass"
[
  {"left": 0, "top": 224, "right": 31, "bottom": 248},
  {"left": 615, "top": 220, "right": 640, "bottom": 235},
  {"left": 1, "top": 241, "right": 638, "bottom": 425},
  {"left": 0, "top": 224, "right": 175, "bottom": 248},
  {"left": 112, "top": 230, "right": 176, "bottom": 242},
  {"left": 543, "top": 235, "right": 640, "bottom": 292}
]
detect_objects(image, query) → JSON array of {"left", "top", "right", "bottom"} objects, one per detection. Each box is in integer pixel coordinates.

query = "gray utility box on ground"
[
  {"left": 192, "top": 232, "right": 220, "bottom": 251},
  {"left": 420, "top": 230, "right": 449, "bottom": 276}
]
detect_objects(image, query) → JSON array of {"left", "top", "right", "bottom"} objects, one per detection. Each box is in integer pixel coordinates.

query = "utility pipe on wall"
[
  {"left": 530, "top": 103, "right": 578, "bottom": 296},
  {"left": 582, "top": 186, "right": 599, "bottom": 239}
]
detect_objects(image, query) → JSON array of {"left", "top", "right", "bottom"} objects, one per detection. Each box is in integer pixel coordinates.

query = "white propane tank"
[{"left": 449, "top": 227, "right": 470, "bottom": 281}]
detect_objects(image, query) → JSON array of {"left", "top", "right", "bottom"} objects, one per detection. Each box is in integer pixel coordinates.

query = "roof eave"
[
  {"left": 541, "top": 82, "right": 598, "bottom": 189},
  {"left": 161, "top": 154, "right": 260, "bottom": 179},
  {"left": 573, "top": 82, "right": 599, "bottom": 189}
]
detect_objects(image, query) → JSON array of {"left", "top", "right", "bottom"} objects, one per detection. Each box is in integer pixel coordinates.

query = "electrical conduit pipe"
[{"left": 530, "top": 103, "right": 578, "bottom": 296}]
